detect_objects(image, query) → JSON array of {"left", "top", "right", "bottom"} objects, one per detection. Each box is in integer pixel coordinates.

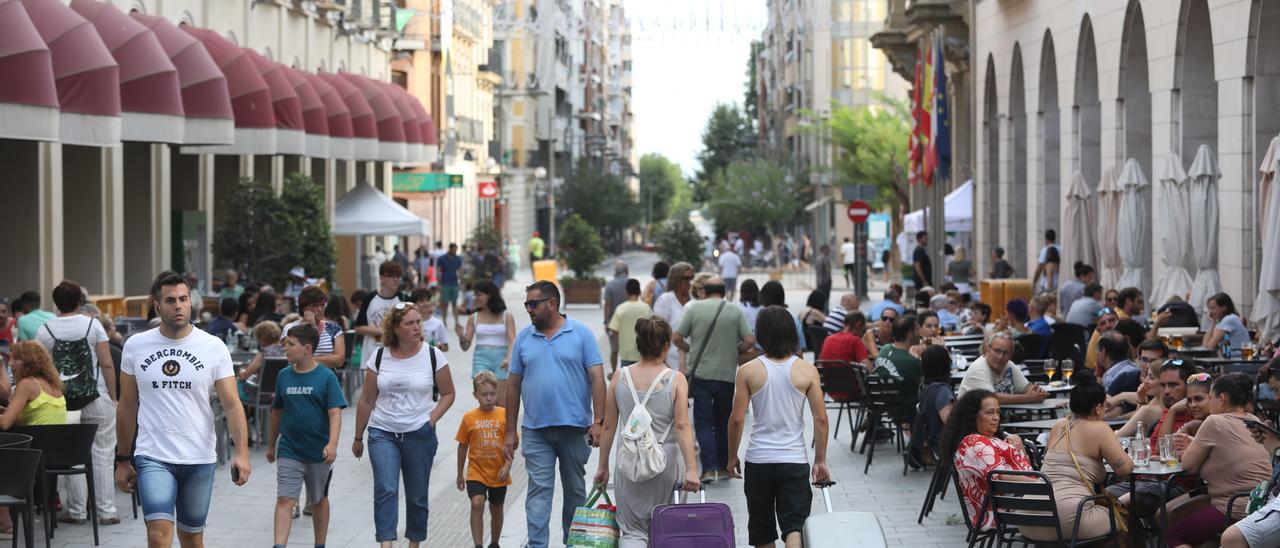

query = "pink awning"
[
  {"left": 381, "top": 82, "right": 422, "bottom": 164},
  {"left": 319, "top": 71, "right": 377, "bottom": 160},
  {"left": 0, "top": 0, "right": 59, "bottom": 141},
  {"left": 248, "top": 51, "right": 304, "bottom": 155},
  {"left": 181, "top": 27, "right": 274, "bottom": 155},
  {"left": 282, "top": 67, "right": 328, "bottom": 157},
  {"left": 304, "top": 72, "right": 353, "bottom": 160},
  {"left": 71, "top": 0, "right": 182, "bottom": 143},
  {"left": 21, "top": 0, "right": 120, "bottom": 146},
  {"left": 129, "top": 13, "right": 232, "bottom": 145},
  {"left": 409, "top": 99, "right": 438, "bottom": 163},
  {"left": 341, "top": 73, "right": 404, "bottom": 162}
]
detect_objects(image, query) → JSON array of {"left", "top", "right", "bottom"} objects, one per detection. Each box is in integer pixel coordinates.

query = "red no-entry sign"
[{"left": 847, "top": 200, "right": 870, "bottom": 223}]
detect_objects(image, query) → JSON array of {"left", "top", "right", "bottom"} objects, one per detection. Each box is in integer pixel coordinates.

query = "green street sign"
[{"left": 393, "top": 172, "right": 464, "bottom": 192}]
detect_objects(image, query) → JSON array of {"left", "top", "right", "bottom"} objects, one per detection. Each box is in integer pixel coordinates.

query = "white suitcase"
[{"left": 802, "top": 481, "right": 888, "bottom": 548}]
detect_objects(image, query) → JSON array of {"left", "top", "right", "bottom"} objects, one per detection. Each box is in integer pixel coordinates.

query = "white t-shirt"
[
  {"left": 364, "top": 344, "right": 447, "bottom": 433},
  {"left": 422, "top": 316, "right": 450, "bottom": 347},
  {"left": 653, "top": 292, "right": 686, "bottom": 369},
  {"left": 358, "top": 292, "right": 402, "bottom": 359},
  {"left": 121, "top": 327, "right": 234, "bottom": 464},
  {"left": 1038, "top": 244, "right": 1060, "bottom": 264},
  {"left": 841, "top": 241, "right": 856, "bottom": 265},
  {"left": 35, "top": 314, "right": 110, "bottom": 398},
  {"left": 957, "top": 356, "right": 1031, "bottom": 396},
  {"left": 719, "top": 251, "right": 742, "bottom": 279}
]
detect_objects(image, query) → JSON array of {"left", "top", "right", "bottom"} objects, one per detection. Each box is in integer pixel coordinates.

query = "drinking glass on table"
[
  {"left": 1061, "top": 359, "right": 1074, "bottom": 385},
  {"left": 1045, "top": 360, "right": 1058, "bottom": 381},
  {"left": 1242, "top": 343, "right": 1257, "bottom": 360},
  {"left": 1158, "top": 436, "right": 1177, "bottom": 467},
  {"left": 1171, "top": 334, "right": 1184, "bottom": 350}
]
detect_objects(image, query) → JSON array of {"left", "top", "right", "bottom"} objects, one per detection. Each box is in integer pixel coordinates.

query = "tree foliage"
[
  {"left": 743, "top": 40, "right": 763, "bottom": 126},
  {"left": 638, "top": 153, "right": 686, "bottom": 225},
  {"left": 654, "top": 216, "right": 704, "bottom": 267},
  {"left": 278, "top": 173, "right": 337, "bottom": 286},
  {"left": 707, "top": 158, "right": 803, "bottom": 235},
  {"left": 811, "top": 97, "right": 912, "bottom": 217},
  {"left": 214, "top": 174, "right": 336, "bottom": 289},
  {"left": 558, "top": 213, "right": 606, "bottom": 281},
  {"left": 693, "top": 103, "right": 754, "bottom": 203},
  {"left": 467, "top": 221, "right": 503, "bottom": 252},
  {"left": 557, "top": 158, "right": 639, "bottom": 238}
]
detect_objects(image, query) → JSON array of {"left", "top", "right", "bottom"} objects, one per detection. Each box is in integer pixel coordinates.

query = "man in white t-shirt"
[
  {"left": 356, "top": 261, "right": 408, "bottom": 363},
  {"left": 957, "top": 332, "right": 1049, "bottom": 404},
  {"left": 841, "top": 237, "right": 857, "bottom": 288},
  {"left": 115, "top": 272, "right": 251, "bottom": 546},
  {"left": 718, "top": 249, "right": 742, "bottom": 302},
  {"left": 36, "top": 280, "right": 118, "bottom": 524}
]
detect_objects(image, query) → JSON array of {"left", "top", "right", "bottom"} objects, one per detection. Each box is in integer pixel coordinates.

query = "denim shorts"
[
  {"left": 472, "top": 345, "right": 509, "bottom": 380},
  {"left": 134, "top": 455, "right": 216, "bottom": 532}
]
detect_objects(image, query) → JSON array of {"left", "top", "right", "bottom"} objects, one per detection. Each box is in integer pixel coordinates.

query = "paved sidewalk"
[{"left": 41, "top": 253, "right": 966, "bottom": 547}]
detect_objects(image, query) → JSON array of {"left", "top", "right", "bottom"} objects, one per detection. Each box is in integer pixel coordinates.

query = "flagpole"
[{"left": 930, "top": 28, "right": 947, "bottom": 290}]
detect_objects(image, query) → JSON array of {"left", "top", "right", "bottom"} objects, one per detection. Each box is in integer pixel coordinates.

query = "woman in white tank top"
[
  {"left": 455, "top": 281, "right": 516, "bottom": 407},
  {"left": 727, "top": 306, "right": 832, "bottom": 547}
]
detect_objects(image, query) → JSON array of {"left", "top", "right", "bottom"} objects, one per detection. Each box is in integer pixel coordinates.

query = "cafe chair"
[
  {"left": 1225, "top": 450, "right": 1280, "bottom": 524},
  {"left": 815, "top": 359, "right": 865, "bottom": 450},
  {"left": 0, "top": 448, "right": 47, "bottom": 548},
  {"left": 12, "top": 424, "right": 100, "bottom": 546},
  {"left": 1020, "top": 438, "right": 1044, "bottom": 470},
  {"left": 983, "top": 469, "right": 1117, "bottom": 547},
  {"left": 860, "top": 375, "right": 906, "bottom": 474},
  {"left": 248, "top": 357, "right": 290, "bottom": 445},
  {"left": 917, "top": 447, "right": 951, "bottom": 523},
  {"left": 1048, "top": 323, "right": 1088, "bottom": 365},
  {"left": 1015, "top": 333, "right": 1046, "bottom": 361},
  {"left": 0, "top": 433, "right": 33, "bottom": 449},
  {"left": 949, "top": 463, "right": 996, "bottom": 547}
]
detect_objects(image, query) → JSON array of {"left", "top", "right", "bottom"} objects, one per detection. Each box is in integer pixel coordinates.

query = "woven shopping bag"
[{"left": 566, "top": 485, "right": 620, "bottom": 547}]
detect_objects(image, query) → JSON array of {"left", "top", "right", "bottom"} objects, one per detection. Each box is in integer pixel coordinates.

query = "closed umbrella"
[
  {"left": 1252, "top": 138, "right": 1280, "bottom": 342},
  {"left": 1095, "top": 165, "right": 1123, "bottom": 288},
  {"left": 1186, "top": 145, "right": 1224, "bottom": 327},
  {"left": 1260, "top": 137, "right": 1280, "bottom": 235},
  {"left": 1060, "top": 172, "right": 1096, "bottom": 277},
  {"left": 1116, "top": 158, "right": 1149, "bottom": 294},
  {"left": 1152, "top": 152, "right": 1193, "bottom": 306}
]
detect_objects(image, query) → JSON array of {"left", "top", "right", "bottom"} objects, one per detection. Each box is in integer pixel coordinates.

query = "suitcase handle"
[
  {"left": 671, "top": 482, "right": 706, "bottom": 504},
  {"left": 812, "top": 480, "right": 836, "bottom": 513}
]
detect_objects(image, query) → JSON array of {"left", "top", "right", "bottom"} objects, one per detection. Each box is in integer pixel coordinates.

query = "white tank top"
[
  {"left": 745, "top": 355, "right": 810, "bottom": 464},
  {"left": 473, "top": 316, "right": 507, "bottom": 347}
]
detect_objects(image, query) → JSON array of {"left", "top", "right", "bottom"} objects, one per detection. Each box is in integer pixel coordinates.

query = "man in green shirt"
[
  {"left": 15, "top": 291, "right": 54, "bottom": 342},
  {"left": 527, "top": 231, "right": 546, "bottom": 277},
  {"left": 873, "top": 315, "right": 923, "bottom": 422},
  {"left": 674, "top": 277, "right": 756, "bottom": 482},
  {"left": 606, "top": 279, "right": 652, "bottom": 370}
]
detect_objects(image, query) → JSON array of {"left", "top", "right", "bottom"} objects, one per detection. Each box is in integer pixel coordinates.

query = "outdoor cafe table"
[
  {"left": 1191, "top": 356, "right": 1268, "bottom": 374},
  {"left": 1002, "top": 417, "right": 1126, "bottom": 432},
  {"left": 1171, "top": 345, "right": 1217, "bottom": 358},
  {"left": 1000, "top": 400, "right": 1069, "bottom": 420},
  {"left": 1123, "top": 461, "right": 1184, "bottom": 547}
]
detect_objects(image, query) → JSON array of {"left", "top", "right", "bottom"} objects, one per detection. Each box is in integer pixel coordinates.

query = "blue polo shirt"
[{"left": 509, "top": 317, "right": 603, "bottom": 429}]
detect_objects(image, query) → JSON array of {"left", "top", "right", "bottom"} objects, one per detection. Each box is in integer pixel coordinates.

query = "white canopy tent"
[
  {"left": 333, "top": 183, "right": 429, "bottom": 289},
  {"left": 904, "top": 179, "right": 973, "bottom": 233}
]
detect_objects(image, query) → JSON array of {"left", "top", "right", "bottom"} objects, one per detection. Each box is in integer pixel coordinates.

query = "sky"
[{"left": 625, "top": 0, "right": 767, "bottom": 177}]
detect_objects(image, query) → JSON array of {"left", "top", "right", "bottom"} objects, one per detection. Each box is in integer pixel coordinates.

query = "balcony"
[{"left": 457, "top": 116, "right": 486, "bottom": 145}]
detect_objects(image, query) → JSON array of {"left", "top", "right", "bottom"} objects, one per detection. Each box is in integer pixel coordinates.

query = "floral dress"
[{"left": 954, "top": 433, "right": 1034, "bottom": 530}]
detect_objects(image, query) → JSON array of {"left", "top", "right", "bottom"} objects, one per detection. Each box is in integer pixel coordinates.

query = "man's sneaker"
[
  {"left": 699, "top": 471, "right": 718, "bottom": 485},
  {"left": 57, "top": 514, "right": 87, "bottom": 525},
  {"left": 98, "top": 516, "right": 121, "bottom": 526}
]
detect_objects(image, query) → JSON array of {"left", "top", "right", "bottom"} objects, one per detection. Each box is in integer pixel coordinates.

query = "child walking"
[
  {"left": 267, "top": 323, "right": 348, "bottom": 548},
  {"left": 455, "top": 371, "right": 511, "bottom": 548}
]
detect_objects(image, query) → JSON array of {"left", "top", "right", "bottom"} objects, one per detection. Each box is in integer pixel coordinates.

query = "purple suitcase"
[{"left": 649, "top": 483, "right": 734, "bottom": 547}]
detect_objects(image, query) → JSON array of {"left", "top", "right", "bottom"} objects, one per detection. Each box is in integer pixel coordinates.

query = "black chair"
[
  {"left": 1021, "top": 438, "right": 1044, "bottom": 470},
  {"left": 805, "top": 324, "right": 828, "bottom": 357},
  {"left": 0, "top": 448, "right": 46, "bottom": 548},
  {"left": 0, "top": 433, "right": 33, "bottom": 449},
  {"left": 860, "top": 375, "right": 906, "bottom": 474},
  {"left": 815, "top": 360, "right": 865, "bottom": 450},
  {"left": 13, "top": 424, "right": 100, "bottom": 545},
  {"left": 1022, "top": 359, "right": 1051, "bottom": 384},
  {"left": 949, "top": 463, "right": 996, "bottom": 547},
  {"left": 1048, "top": 323, "right": 1088, "bottom": 365},
  {"left": 984, "top": 469, "right": 1116, "bottom": 547},
  {"left": 917, "top": 446, "right": 951, "bottom": 523},
  {"left": 249, "top": 357, "right": 290, "bottom": 444},
  {"left": 1015, "top": 333, "right": 1045, "bottom": 361}
]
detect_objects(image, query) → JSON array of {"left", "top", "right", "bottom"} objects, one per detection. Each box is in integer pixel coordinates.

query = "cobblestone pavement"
[{"left": 40, "top": 253, "right": 969, "bottom": 547}]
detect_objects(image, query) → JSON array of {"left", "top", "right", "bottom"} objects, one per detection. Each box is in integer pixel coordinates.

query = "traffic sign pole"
[{"left": 847, "top": 200, "right": 871, "bottom": 299}]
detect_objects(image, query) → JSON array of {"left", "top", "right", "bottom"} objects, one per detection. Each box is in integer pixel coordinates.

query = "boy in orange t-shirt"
[{"left": 456, "top": 371, "right": 512, "bottom": 548}]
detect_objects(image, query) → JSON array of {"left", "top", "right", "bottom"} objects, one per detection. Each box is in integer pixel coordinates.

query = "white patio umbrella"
[
  {"left": 1060, "top": 172, "right": 1096, "bottom": 278},
  {"left": 1116, "top": 158, "right": 1149, "bottom": 294},
  {"left": 1260, "top": 136, "right": 1280, "bottom": 236},
  {"left": 1095, "top": 166, "right": 1123, "bottom": 288},
  {"left": 1187, "top": 145, "right": 1224, "bottom": 328},
  {"left": 1152, "top": 152, "right": 1193, "bottom": 307},
  {"left": 1253, "top": 138, "right": 1280, "bottom": 342}
]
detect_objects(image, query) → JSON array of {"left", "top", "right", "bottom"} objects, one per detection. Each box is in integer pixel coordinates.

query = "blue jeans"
[
  {"left": 690, "top": 378, "right": 735, "bottom": 472},
  {"left": 133, "top": 455, "right": 216, "bottom": 533},
  {"left": 522, "top": 426, "right": 590, "bottom": 548},
  {"left": 368, "top": 422, "right": 438, "bottom": 542}
]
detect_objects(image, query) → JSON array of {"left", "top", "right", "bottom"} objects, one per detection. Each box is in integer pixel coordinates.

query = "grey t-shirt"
[
  {"left": 603, "top": 276, "right": 629, "bottom": 323},
  {"left": 1058, "top": 280, "right": 1085, "bottom": 315},
  {"left": 1066, "top": 296, "right": 1104, "bottom": 327}
]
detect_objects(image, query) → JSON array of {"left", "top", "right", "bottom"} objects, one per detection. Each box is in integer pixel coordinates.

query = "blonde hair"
[
  {"left": 690, "top": 272, "right": 715, "bottom": 299},
  {"left": 10, "top": 341, "right": 61, "bottom": 392},
  {"left": 253, "top": 320, "right": 282, "bottom": 345},
  {"left": 380, "top": 302, "right": 417, "bottom": 350},
  {"left": 955, "top": 245, "right": 967, "bottom": 262},
  {"left": 473, "top": 371, "right": 499, "bottom": 391}
]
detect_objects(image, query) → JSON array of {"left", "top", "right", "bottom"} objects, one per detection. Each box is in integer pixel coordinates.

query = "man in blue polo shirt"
[{"left": 504, "top": 281, "right": 605, "bottom": 548}]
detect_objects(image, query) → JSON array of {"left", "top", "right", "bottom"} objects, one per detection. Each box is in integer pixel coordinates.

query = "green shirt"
[
  {"left": 608, "top": 300, "right": 653, "bottom": 362},
  {"left": 528, "top": 237, "right": 546, "bottom": 259},
  {"left": 676, "top": 298, "right": 752, "bottom": 383},
  {"left": 17, "top": 309, "right": 55, "bottom": 342},
  {"left": 873, "top": 344, "right": 923, "bottom": 421}
]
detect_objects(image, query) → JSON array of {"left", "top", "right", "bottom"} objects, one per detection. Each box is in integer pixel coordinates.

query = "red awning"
[
  {"left": 381, "top": 82, "right": 422, "bottom": 164},
  {"left": 21, "top": 0, "right": 120, "bottom": 147},
  {"left": 181, "top": 26, "right": 274, "bottom": 155},
  {"left": 319, "top": 71, "right": 377, "bottom": 160},
  {"left": 71, "top": 0, "right": 182, "bottom": 144},
  {"left": 129, "top": 13, "right": 232, "bottom": 145},
  {"left": 248, "top": 51, "right": 304, "bottom": 155},
  {"left": 282, "top": 66, "right": 328, "bottom": 158},
  {"left": 341, "top": 73, "right": 404, "bottom": 162},
  {"left": 304, "top": 72, "right": 353, "bottom": 160},
  {"left": 0, "top": 0, "right": 59, "bottom": 141},
  {"left": 409, "top": 99, "right": 438, "bottom": 163}
]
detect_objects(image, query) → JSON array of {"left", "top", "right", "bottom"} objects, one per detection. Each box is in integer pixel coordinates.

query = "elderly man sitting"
[{"left": 958, "top": 331, "right": 1048, "bottom": 404}]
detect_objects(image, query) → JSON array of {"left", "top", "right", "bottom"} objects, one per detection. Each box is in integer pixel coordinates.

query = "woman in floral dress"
[{"left": 940, "top": 388, "right": 1034, "bottom": 530}]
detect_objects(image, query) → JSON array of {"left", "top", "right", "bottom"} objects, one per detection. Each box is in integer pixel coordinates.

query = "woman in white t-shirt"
[
  {"left": 652, "top": 262, "right": 694, "bottom": 371},
  {"left": 352, "top": 303, "right": 456, "bottom": 547},
  {"left": 1203, "top": 293, "right": 1251, "bottom": 356}
]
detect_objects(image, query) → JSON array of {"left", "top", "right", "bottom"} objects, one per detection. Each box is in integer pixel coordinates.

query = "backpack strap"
[
  {"left": 687, "top": 300, "right": 727, "bottom": 381},
  {"left": 43, "top": 323, "right": 62, "bottom": 343},
  {"left": 374, "top": 347, "right": 384, "bottom": 371},
  {"left": 430, "top": 345, "right": 439, "bottom": 402}
]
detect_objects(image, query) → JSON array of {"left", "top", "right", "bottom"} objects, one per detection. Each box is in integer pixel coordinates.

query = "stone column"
[
  {"left": 38, "top": 142, "right": 64, "bottom": 302},
  {"left": 102, "top": 146, "right": 124, "bottom": 295}
]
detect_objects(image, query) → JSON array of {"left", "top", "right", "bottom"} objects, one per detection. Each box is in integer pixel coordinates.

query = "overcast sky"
[{"left": 625, "top": 0, "right": 767, "bottom": 177}]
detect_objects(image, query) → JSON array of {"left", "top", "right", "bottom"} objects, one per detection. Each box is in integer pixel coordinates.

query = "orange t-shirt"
[{"left": 455, "top": 407, "right": 511, "bottom": 487}]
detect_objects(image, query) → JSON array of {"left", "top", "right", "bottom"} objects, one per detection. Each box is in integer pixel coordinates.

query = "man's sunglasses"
[
  {"left": 1095, "top": 307, "right": 1116, "bottom": 318},
  {"left": 525, "top": 298, "right": 552, "bottom": 310}
]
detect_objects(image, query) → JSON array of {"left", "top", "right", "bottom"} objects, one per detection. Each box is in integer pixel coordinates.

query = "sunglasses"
[
  {"left": 524, "top": 298, "right": 551, "bottom": 310},
  {"left": 1189, "top": 372, "right": 1212, "bottom": 382},
  {"left": 393, "top": 302, "right": 411, "bottom": 310},
  {"left": 1095, "top": 307, "right": 1116, "bottom": 318}
]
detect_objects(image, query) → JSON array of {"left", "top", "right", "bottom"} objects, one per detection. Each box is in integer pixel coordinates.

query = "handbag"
[
  {"left": 1060, "top": 418, "right": 1129, "bottom": 536},
  {"left": 566, "top": 485, "right": 620, "bottom": 547}
]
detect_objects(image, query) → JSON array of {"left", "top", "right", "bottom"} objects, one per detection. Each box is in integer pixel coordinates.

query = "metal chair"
[
  {"left": 815, "top": 359, "right": 865, "bottom": 450},
  {"left": 249, "top": 357, "right": 290, "bottom": 444},
  {"left": 1022, "top": 359, "right": 1051, "bottom": 384},
  {"left": 949, "top": 462, "right": 996, "bottom": 548},
  {"left": 860, "top": 374, "right": 906, "bottom": 474},
  {"left": 0, "top": 448, "right": 46, "bottom": 548},
  {"left": 1015, "top": 333, "right": 1046, "bottom": 362},
  {"left": 12, "top": 424, "right": 101, "bottom": 545},
  {"left": 1048, "top": 323, "right": 1088, "bottom": 365},
  {"left": 917, "top": 446, "right": 951, "bottom": 523},
  {"left": 0, "top": 432, "right": 33, "bottom": 449},
  {"left": 984, "top": 469, "right": 1116, "bottom": 547}
]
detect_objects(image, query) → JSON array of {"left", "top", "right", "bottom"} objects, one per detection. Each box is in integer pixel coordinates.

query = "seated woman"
[
  {"left": 236, "top": 320, "right": 286, "bottom": 403},
  {"left": 1021, "top": 371, "right": 1131, "bottom": 542},
  {"left": 908, "top": 346, "right": 955, "bottom": 469},
  {"left": 1166, "top": 373, "right": 1273, "bottom": 548},
  {"left": 941, "top": 388, "right": 1034, "bottom": 531},
  {"left": 0, "top": 341, "right": 67, "bottom": 429},
  {"left": 996, "top": 299, "right": 1032, "bottom": 336},
  {"left": 1202, "top": 293, "right": 1251, "bottom": 357}
]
